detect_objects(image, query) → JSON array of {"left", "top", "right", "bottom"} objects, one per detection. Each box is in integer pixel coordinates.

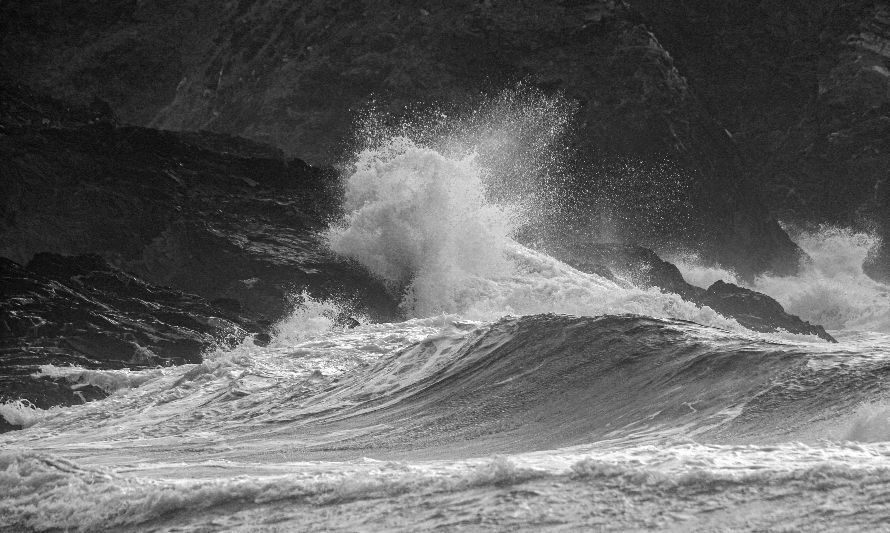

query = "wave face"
[
  {"left": 326, "top": 133, "right": 754, "bottom": 335},
  {"left": 4, "top": 93, "right": 890, "bottom": 531}
]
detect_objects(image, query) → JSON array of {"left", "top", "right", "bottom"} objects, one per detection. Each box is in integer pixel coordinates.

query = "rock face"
[
  {"left": 0, "top": 1, "right": 806, "bottom": 276},
  {"left": 698, "top": 280, "right": 833, "bottom": 341},
  {"left": 549, "top": 242, "right": 836, "bottom": 342},
  {"left": 0, "top": 253, "right": 270, "bottom": 430},
  {"left": 0, "top": 83, "right": 399, "bottom": 323},
  {"left": 632, "top": 1, "right": 890, "bottom": 280}
]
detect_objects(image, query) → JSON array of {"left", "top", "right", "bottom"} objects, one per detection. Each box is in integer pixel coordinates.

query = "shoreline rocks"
[{"left": 548, "top": 242, "right": 836, "bottom": 342}]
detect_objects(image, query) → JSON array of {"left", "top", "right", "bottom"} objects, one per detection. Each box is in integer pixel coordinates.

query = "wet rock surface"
[
  {"left": 0, "top": 1, "right": 808, "bottom": 276},
  {"left": 0, "top": 253, "right": 270, "bottom": 430},
  {"left": 551, "top": 242, "right": 836, "bottom": 342},
  {"left": 0, "top": 84, "right": 401, "bottom": 430},
  {"left": 698, "top": 280, "right": 835, "bottom": 342}
]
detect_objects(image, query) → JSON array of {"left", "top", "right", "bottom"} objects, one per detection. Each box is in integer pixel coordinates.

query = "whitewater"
[{"left": 4, "top": 98, "right": 890, "bottom": 531}]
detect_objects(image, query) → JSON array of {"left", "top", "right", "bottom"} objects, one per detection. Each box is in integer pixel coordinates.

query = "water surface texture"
[{"left": 4, "top": 99, "right": 890, "bottom": 532}]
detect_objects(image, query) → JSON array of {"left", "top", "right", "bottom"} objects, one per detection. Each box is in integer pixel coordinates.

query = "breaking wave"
[
  {"left": 5, "top": 89, "right": 890, "bottom": 532},
  {"left": 326, "top": 130, "right": 755, "bottom": 334},
  {"left": 673, "top": 226, "right": 890, "bottom": 332}
]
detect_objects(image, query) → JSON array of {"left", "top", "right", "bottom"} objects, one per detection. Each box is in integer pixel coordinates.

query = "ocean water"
[{"left": 4, "top": 99, "right": 890, "bottom": 531}]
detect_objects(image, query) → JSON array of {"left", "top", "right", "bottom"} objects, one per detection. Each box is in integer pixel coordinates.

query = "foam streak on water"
[
  {"left": 325, "top": 136, "right": 758, "bottom": 336},
  {"left": 4, "top": 92, "right": 890, "bottom": 531},
  {"left": 674, "top": 226, "right": 890, "bottom": 332}
]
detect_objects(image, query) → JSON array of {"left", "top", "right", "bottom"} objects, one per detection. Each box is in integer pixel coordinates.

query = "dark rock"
[
  {"left": 563, "top": 243, "right": 691, "bottom": 297},
  {"left": 333, "top": 314, "right": 362, "bottom": 330},
  {"left": 0, "top": 78, "right": 118, "bottom": 130},
  {"left": 2, "top": 252, "right": 266, "bottom": 362},
  {"left": 252, "top": 332, "right": 272, "bottom": 347},
  {"left": 698, "top": 280, "right": 835, "bottom": 342},
  {"left": 0, "top": 2, "right": 807, "bottom": 277},
  {"left": 0, "top": 417, "right": 20, "bottom": 433},
  {"left": 0, "top": 84, "right": 402, "bottom": 425},
  {"left": 633, "top": 1, "right": 890, "bottom": 280},
  {"left": 0, "top": 253, "right": 274, "bottom": 427},
  {"left": 547, "top": 242, "right": 836, "bottom": 342}
]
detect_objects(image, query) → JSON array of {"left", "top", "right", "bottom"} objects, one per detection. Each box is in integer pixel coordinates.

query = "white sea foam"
[
  {"left": 0, "top": 399, "right": 44, "bottom": 428},
  {"left": 272, "top": 290, "right": 368, "bottom": 345},
  {"left": 669, "top": 252, "right": 741, "bottom": 288},
  {"left": 842, "top": 401, "right": 890, "bottom": 443},
  {"left": 326, "top": 137, "right": 518, "bottom": 316},
  {"left": 326, "top": 133, "right": 761, "bottom": 335},
  {"left": 34, "top": 365, "right": 170, "bottom": 393},
  {"left": 752, "top": 227, "right": 890, "bottom": 332},
  {"left": 674, "top": 226, "right": 890, "bottom": 332},
  {"left": 3, "top": 441, "right": 890, "bottom": 532}
]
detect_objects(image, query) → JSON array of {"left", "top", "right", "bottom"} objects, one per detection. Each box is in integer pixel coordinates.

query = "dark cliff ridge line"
[
  {"left": 546, "top": 242, "right": 836, "bottom": 342},
  {"left": 0, "top": 82, "right": 401, "bottom": 324}
]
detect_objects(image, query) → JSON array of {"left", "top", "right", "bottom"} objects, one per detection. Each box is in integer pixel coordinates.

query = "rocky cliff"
[
  {"left": 0, "top": 81, "right": 842, "bottom": 429},
  {"left": 0, "top": 0, "right": 815, "bottom": 277},
  {"left": 632, "top": 1, "right": 890, "bottom": 279},
  {"left": 0, "top": 82, "right": 399, "bottom": 323}
]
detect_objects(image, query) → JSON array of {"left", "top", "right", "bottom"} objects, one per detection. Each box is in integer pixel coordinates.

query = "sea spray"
[
  {"left": 327, "top": 94, "right": 757, "bottom": 333},
  {"left": 326, "top": 137, "right": 518, "bottom": 316},
  {"left": 669, "top": 252, "right": 741, "bottom": 289},
  {"left": 0, "top": 399, "right": 43, "bottom": 428},
  {"left": 272, "top": 291, "right": 369, "bottom": 345},
  {"left": 673, "top": 226, "right": 890, "bottom": 332}
]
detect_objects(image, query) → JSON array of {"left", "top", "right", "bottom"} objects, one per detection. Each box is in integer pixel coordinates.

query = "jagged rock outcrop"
[
  {"left": 548, "top": 242, "right": 836, "bottom": 342},
  {"left": 0, "top": 253, "right": 271, "bottom": 429},
  {"left": 0, "top": 1, "right": 806, "bottom": 276},
  {"left": 0, "top": 85, "right": 399, "bottom": 322},
  {"left": 3, "top": 253, "right": 264, "bottom": 365}
]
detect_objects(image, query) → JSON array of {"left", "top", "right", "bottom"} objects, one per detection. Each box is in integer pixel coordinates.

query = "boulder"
[{"left": 698, "top": 280, "right": 834, "bottom": 341}]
